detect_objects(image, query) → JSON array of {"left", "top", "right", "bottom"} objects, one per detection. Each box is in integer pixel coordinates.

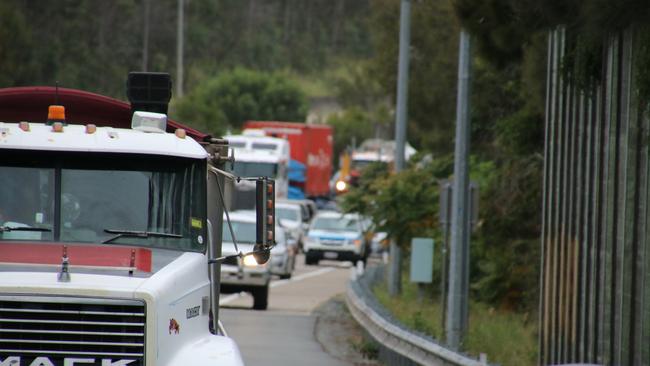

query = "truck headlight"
[
  {"left": 335, "top": 180, "right": 347, "bottom": 192},
  {"left": 243, "top": 254, "right": 259, "bottom": 267}
]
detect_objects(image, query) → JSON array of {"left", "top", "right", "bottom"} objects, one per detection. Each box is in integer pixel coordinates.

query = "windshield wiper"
[
  {"left": 0, "top": 226, "right": 52, "bottom": 233},
  {"left": 102, "top": 229, "right": 182, "bottom": 244}
]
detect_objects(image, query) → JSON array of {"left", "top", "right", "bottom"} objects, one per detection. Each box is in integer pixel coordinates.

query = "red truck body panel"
[{"left": 244, "top": 121, "right": 333, "bottom": 197}]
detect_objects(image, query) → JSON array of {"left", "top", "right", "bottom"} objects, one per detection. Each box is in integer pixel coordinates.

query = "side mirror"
[{"left": 255, "top": 178, "right": 275, "bottom": 265}]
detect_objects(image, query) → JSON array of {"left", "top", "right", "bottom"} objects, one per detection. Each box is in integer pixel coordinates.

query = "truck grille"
[{"left": 0, "top": 296, "right": 145, "bottom": 366}]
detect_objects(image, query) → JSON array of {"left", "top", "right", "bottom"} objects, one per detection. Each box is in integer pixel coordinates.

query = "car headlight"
[
  {"left": 243, "top": 254, "right": 259, "bottom": 267},
  {"left": 352, "top": 239, "right": 362, "bottom": 247}
]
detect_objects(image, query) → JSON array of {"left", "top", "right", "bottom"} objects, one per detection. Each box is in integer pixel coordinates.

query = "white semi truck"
[
  {"left": 224, "top": 131, "right": 290, "bottom": 209},
  {"left": 0, "top": 74, "right": 276, "bottom": 366}
]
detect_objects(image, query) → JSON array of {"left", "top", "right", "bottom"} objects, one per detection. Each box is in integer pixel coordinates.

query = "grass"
[
  {"left": 373, "top": 279, "right": 538, "bottom": 366},
  {"left": 351, "top": 337, "right": 380, "bottom": 361}
]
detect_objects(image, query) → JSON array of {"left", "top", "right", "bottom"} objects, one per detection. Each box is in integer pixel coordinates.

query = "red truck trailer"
[{"left": 244, "top": 121, "right": 333, "bottom": 199}]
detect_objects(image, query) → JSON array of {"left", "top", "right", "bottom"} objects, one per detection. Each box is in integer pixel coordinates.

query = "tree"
[
  {"left": 368, "top": 0, "right": 460, "bottom": 154},
  {"left": 340, "top": 156, "right": 454, "bottom": 295},
  {"left": 326, "top": 107, "right": 376, "bottom": 167},
  {"left": 0, "top": 2, "right": 33, "bottom": 86},
  {"left": 173, "top": 68, "right": 308, "bottom": 135}
]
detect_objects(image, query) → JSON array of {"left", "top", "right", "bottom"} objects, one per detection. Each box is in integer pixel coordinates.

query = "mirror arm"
[
  {"left": 208, "top": 246, "right": 275, "bottom": 265},
  {"left": 208, "top": 169, "right": 241, "bottom": 255},
  {"left": 207, "top": 168, "right": 275, "bottom": 266},
  {"left": 208, "top": 166, "right": 260, "bottom": 183},
  {"left": 208, "top": 253, "right": 241, "bottom": 265},
  {"left": 209, "top": 166, "right": 240, "bottom": 182}
]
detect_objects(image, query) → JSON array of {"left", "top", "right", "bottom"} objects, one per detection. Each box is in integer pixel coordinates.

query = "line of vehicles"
[
  {"left": 214, "top": 121, "right": 394, "bottom": 312},
  {"left": 331, "top": 138, "right": 417, "bottom": 195},
  {"left": 219, "top": 200, "right": 377, "bottom": 311}
]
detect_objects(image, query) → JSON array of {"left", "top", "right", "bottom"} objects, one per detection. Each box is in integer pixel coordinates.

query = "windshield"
[
  {"left": 311, "top": 216, "right": 359, "bottom": 232},
  {"left": 352, "top": 159, "right": 387, "bottom": 172},
  {"left": 276, "top": 207, "right": 300, "bottom": 222},
  {"left": 0, "top": 150, "right": 207, "bottom": 252},
  {"left": 222, "top": 220, "right": 256, "bottom": 244},
  {"left": 231, "top": 161, "right": 278, "bottom": 178}
]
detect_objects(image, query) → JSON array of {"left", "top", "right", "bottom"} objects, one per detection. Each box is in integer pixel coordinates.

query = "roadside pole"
[
  {"left": 389, "top": 0, "right": 411, "bottom": 296},
  {"left": 446, "top": 30, "right": 471, "bottom": 351},
  {"left": 141, "top": 0, "right": 150, "bottom": 71},
  {"left": 176, "top": 0, "right": 185, "bottom": 98},
  {"left": 439, "top": 181, "right": 452, "bottom": 336}
]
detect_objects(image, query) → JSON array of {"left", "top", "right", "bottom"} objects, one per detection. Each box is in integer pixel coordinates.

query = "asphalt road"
[{"left": 219, "top": 254, "right": 355, "bottom": 366}]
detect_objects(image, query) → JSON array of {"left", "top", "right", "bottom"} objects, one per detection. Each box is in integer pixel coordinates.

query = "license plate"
[{"left": 324, "top": 252, "right": 338, "bottom": 259}]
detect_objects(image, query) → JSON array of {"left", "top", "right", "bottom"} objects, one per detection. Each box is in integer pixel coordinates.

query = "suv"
[{"left": 303, "top": 212, "right": 370, "bottom": 265}]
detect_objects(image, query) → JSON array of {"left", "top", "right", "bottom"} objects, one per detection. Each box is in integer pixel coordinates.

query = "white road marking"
[
  {"left": 219, "top": 266, "right": 337, "bottom": 305},
  {"left": 220, "top": 293, "right": 244, "bottom": 305},
  {"left": 271, "top": 267, "right": 335, "bottom": 288}
]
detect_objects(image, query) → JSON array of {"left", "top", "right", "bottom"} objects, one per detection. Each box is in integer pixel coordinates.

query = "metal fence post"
[
  {"left": 389, "top": 0, "right": 412, "bottom": 297},
  {"left": 446, "top": 30, "right": 472, "bottom": 351}
]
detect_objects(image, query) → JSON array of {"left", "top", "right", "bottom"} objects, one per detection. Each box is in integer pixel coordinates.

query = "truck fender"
[{"left": 166, "top": 334, "right": 244, "bottom": 366}]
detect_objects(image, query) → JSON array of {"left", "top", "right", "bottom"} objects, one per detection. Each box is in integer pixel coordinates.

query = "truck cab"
[
  {"left": 224, "top": 132, "right": 289, "bottom": 208},
  {"left": 0, "top": 78, "right": 272, "bottom": 366}
]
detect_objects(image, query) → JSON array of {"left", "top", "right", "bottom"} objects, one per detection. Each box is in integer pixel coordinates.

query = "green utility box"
[{"left": 410, "top": 237, "right": 434, "bottom": 283}]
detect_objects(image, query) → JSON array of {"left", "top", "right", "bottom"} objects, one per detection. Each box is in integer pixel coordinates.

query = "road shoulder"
[{"left": 313, "top": 294, "right": 381, "bottom": 366}]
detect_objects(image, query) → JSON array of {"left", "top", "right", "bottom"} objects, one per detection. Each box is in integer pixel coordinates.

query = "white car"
[{"left": 220, "top": 212, "right": 271, "bottom": 310}]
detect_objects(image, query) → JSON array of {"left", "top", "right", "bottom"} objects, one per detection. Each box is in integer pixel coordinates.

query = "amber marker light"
[
  {"left": 85, "top": 124, "right": 97, "bottom": 134},
  {"left": 18, "top": 122, "right": 30, "bottom": 132},
  {"left": 47, "top": 105, "right": 66, "bottom": 125},
  {"left": 175, "top": 128, "right": 187, "bottom": 139},
  {"left": 52, "top": 122, "right": 64, "bottom": 133}
]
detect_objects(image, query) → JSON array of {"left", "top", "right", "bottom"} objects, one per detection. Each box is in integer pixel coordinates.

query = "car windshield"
[
  {"left": 231, "top": 161, "right": 278, "bottom": 178},
  {"left": 311, "top": 216, "right": 359, "bottom": 232},
  {"left": 0, "top": 150, "right": 207, "bottom": 252},
  {"left": 222, "top": 220, "right": 256, "bottom": 244},
  {"left": 276, "top": 207, "right": 300, "bottom": 222}
]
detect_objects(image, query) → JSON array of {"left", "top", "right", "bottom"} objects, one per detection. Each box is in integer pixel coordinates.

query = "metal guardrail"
[{"left": 346, "top": 266, "right": 489, "bottom": 366}]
